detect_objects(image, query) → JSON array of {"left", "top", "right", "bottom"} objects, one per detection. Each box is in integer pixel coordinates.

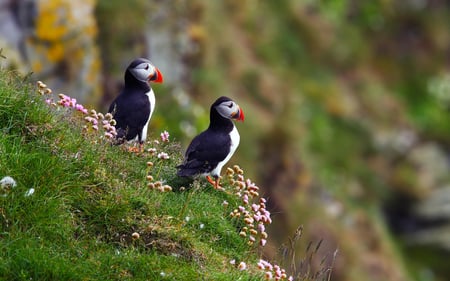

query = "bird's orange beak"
[
  {"left": 149, "top": 67, "right": 163, "bottom": 83},
  {"left": 232, "top": 107, "right": 244, "bottom": 121}
]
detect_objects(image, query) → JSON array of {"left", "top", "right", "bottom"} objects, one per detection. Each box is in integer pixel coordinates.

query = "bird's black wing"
[
  {"left": 109, "top": 93, "right": 150, "bottom": 141},
  {"left": 177, "top": 130, "right": 231, "bottom": 177}
]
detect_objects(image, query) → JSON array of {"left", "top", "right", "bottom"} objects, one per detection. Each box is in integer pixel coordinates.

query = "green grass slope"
[{"left": 0, "top": 70, "right": 291, "bottom": 280}]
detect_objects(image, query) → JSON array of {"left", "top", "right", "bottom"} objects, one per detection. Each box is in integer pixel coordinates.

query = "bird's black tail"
[{"left": 176, "top": 165, "right": 198, "bottom": 177}]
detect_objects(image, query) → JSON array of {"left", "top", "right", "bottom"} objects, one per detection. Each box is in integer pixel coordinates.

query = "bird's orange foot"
[
  {"left": 127, "top": 146, "right": 140, "bottom": 153},
  {"left": 125, "top": 143, "right": 144, "bottom": 154},
  {"left": 206, "top": 176, "right": 223, "bottom": 190}
]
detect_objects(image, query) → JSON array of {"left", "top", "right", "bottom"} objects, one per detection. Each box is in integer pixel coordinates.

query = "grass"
[
  {"left": 0, "top": 69, "right": 275, "bottom": 280},
  {"left": 0, "top": 67, "right": 337, "bottom": 280}
]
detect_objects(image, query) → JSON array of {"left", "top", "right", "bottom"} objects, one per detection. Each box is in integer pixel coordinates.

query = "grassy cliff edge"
[{"left": 0, "top": 70, "right": 297, "bottom": 280}]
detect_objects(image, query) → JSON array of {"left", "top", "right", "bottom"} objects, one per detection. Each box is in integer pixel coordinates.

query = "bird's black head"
[
  {"left": 124, "top": 58, "right": 163, "bottom": 88},
  {"left": 210, "top": 96, "right": 245, "bottom": 123}
]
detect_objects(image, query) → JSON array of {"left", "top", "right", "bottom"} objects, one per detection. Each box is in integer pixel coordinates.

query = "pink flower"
[
  {"left": 75, "top": 104, "right": 88, "bottom": 114},
  {"left": 264, "top": 271, "right": 273, "bottom": 280},
  {"left": 260, "top": 238, "right": 267, "bottom": 247},
  {"left": 257, "top": 261, "right": 265, "bottom": 270},
  {"left": 104, "top": 132, "right": 114, "bottom": 139},
  {"left": 262, "top": 260, "right": 273, "bottom": 271},
  {"left": 157, "top": 152, "right": 170, "bottom": 160},
  {"left": 160, "top": 130, "right": 170, "bottom": 142},
  {"left": 258, "top": 223, "right": 265, "bottom": 232},
  {"left": 238, "top": 261, "right": 247, "bottom": 271},
  {"left": 242, "top": 194, "right": 249, "bottom": 205}
]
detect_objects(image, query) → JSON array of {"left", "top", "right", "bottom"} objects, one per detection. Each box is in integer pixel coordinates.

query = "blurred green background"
[{"left": 1, "top": 0, "right": 449, "bottom": 280}]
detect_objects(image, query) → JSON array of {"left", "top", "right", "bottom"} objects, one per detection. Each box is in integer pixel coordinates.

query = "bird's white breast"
[
  {"left": 211, "top": 125, "right": 240, "bottom": 177},
  {"left": 137, "top": 88, "right": 155, "bottom": 143}
]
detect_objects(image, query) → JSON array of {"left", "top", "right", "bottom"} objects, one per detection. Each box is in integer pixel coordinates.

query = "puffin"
[
  {"left": 108, "top": 58, "right": 163, "bottom": 151},
  {"left": 177, "top": 96, "right": 245, "bottom": 189}
]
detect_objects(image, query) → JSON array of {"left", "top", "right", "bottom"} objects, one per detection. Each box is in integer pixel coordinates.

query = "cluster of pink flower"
[
  {"left": 57, "top": 94, "right": 89, "bottom": 114},
  {"left": 146, "top": 161, "right": 172, "bottom": 192},
  {"left": 157, "top": 152, "right": 170, "bottom": 160},
  {"left": 37, "top": 81, "right": 117, "bottom": 141},
  {"left": 230, "top": 257, "right": 293, "bottom": 280},
  {"left": 146, "top": 132, "right": 171, "bottom": 159},
  {"left": 160, "top": 130, "right": 170, "bottom": 142},
  {"left": 144, "top": 133, "right": 173, "bottom": 192},
  {"left": 224, "top": 166, "right": 292, "bottom": 280},
  {"left": 38, "top": 82, "right": 87, "bottom": 115},
  {"left": 84, "top": 110, "right": 117, "bottom": 139},
  {"left": 226, "top": 165, "right": 271, "bottom": 247},
  {"left": 257, "top": 259, "right": 293, "bottom": 281}
]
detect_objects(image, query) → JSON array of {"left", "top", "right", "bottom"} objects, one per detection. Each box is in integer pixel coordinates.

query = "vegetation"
[{"left": 0, "top": 69, "right": 329, "bottom": 280}]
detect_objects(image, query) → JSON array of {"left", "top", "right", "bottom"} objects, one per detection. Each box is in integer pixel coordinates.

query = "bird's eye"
[
  {"left": 145, "top": 64, "right": 149, "bottom": 70},
  {"left": 227, "top": 103, "right": 233, "bottom": 108}
]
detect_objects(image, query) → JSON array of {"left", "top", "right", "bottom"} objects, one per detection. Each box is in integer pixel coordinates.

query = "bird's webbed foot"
[{"left": 206, "top": 175, "right": 223, "bottom": 190}]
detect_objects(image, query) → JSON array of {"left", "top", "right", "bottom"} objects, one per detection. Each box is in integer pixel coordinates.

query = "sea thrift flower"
[
  {"left": 37, "top": 81, "right": 117, "bottom": 143},
  {"left": 257, "top": 260, "right": 292, "bottom": 280},
  {"left": 238, "top": 262, "right": 247, "bottom": 271},
  {"left": 37, "top": 81, "right": 47, "bottom": 89},
  {"left": 226, "top": 167, "right": 273, "bottom": 248},
  {"left": 157, "top": 152, "right": 170, "bottom": 160},
  {"left": 104, "top": 132, "right": 114, "bottom": 139},
  {"left": 160, "top": 130, "right": 170, "bottom": 142},
  {"left": 131, "top": 232, "right": 140, "bottom": 240},
  {"left": 258, "top": 223, "right": 265, "bottom": 233},
  {"left": 265, "top": 271, "right": 273, "bottom": 280},
  {"left": 0, "top": 176, "right": 17, "bottom": 189},
  {"left": 75, "top": 104, "right": 88, "bottom": 114}
]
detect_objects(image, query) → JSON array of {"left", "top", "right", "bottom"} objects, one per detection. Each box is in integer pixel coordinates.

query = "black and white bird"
[
  {"left": 177, "top": 96, "right": 245, "bottom": 189},
  {"left": 108, "top": 58, "right": 163, "bottom": 151}
]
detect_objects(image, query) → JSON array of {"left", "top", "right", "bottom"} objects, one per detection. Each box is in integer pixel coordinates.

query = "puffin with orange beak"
[
  {"left": 108, "top": 58, "right": 163, "bottom": 151},
  {"left": 177, "top": 96, "right": 245, "bottom": 189}
]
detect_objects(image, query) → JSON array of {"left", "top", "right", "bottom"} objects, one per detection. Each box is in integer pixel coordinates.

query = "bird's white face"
[
  {"left": 215, "top": 100, "right": 245, "bottom": 121},
  {"left": 129, "top": 62, "right": 163, "bottom": 83}
]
